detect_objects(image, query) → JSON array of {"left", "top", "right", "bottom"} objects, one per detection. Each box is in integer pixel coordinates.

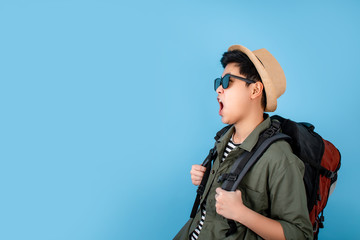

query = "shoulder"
[{"left": 260, "top": 139, "right": 305, "bottom": 176}]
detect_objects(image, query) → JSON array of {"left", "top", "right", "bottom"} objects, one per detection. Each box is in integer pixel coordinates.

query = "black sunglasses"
[{"left": 214, "top": 73, "right": 256, "bottom": 91}]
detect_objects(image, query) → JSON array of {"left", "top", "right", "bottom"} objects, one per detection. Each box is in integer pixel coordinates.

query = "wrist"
[{"left": 234, "top": 204, "right": 250, "bottom": 224}]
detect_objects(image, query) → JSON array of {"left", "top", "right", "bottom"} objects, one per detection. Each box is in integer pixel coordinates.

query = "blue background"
[{"left": 1, "top": 0, "right": 359, "bottom": 239}]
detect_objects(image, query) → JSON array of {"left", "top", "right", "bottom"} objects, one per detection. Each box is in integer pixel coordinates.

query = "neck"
[{"left": 232, "top": 109, "right": 265, "bottom": 144}]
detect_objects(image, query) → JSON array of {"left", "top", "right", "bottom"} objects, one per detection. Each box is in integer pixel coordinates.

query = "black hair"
[{"left": 220, "top": 50, "right": 267, "bottom": 110}]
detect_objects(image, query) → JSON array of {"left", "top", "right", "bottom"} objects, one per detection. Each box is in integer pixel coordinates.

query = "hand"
[
  {"left": 215, "top": 187, "right": 286, "bottom": 240},
  {"left": 215, "top": 187, "right": 246, "bottom": 221},
  {"left": 190, "top": 164, "right": 206, "bottom": 186}
]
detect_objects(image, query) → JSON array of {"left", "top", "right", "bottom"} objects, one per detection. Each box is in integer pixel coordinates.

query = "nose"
[{"left": 216, "top": 84, "right": 224, "bottom": 94}]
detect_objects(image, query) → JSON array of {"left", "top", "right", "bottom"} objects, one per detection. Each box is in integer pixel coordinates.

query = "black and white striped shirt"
[{"left": 190, "top": 134, "right": 241, "bottom": 240}]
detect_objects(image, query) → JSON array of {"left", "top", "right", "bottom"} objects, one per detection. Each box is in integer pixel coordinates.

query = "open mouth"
[{"left": 218, "top": 98, "right": 224, "bottom": 115}]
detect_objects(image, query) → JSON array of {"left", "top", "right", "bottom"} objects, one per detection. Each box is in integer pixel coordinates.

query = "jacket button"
[{"left": 211, "top": 170, "right": 215, "bottom": 174}]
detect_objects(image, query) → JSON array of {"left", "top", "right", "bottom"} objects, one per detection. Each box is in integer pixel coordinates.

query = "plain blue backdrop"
[{"left": 1, "top": 0, "right": 359, "bottom": 239}]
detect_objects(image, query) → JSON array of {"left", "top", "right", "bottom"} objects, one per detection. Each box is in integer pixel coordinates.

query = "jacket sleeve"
[{"left": 268, "top": 152, "right": 314, "bottom": 240}]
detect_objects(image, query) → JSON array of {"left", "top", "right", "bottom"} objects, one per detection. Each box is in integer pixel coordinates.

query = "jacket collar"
[{"left": 216, "top": 113, "right": 271, "bottom": 152}]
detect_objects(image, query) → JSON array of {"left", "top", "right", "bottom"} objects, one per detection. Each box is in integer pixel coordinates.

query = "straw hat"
[{"left": 227, "top": 44, "right": 286, "bottom": 112}]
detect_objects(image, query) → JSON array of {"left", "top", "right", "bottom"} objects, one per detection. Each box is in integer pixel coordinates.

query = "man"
[{"left": 173, "top": 44, "right": 313, "bottom": 240}]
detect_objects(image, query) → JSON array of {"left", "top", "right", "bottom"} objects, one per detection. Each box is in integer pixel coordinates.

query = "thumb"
[{"left": 235, "top": 189, "right": 242, "bottom": 195}]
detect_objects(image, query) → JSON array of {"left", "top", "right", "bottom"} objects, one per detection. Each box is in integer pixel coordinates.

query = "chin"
[{"left": 220, "top": 116, "right": 234, "bottom": 125}]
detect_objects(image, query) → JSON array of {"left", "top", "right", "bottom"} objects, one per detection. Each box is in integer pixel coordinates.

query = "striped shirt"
[{"left": 190, "top": 134, "right": 242, "bottom": 240}]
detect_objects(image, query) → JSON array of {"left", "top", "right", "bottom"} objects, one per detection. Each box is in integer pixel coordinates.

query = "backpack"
[{"left": 190, "top": 114, "right": 341, "bottom": 239}]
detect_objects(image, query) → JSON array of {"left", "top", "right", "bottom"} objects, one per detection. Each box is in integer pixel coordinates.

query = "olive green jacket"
[{"left": 173, "top": 113, "right": 313, "bottom": 240}]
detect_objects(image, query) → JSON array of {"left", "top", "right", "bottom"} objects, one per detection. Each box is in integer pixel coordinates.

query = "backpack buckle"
[
  {"left": 263, "top": 121, "right": 281, "bottom": 138},
  {"left": 326, "top": 170, "right": 336, "bottom": 179},
  {"left": 263, "top": 127, "right": 276, "bottom": 138},
  {"left": 217, "top": 173, "right": 238, "bottom": 183},
  {"left": 313, "top": 220, "right": 319, "bottom": 233},
  {"left": 320, "top": 166, "right": 336, "bottom": 179}
]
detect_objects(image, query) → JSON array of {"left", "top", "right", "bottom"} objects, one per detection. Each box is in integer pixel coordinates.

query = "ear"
[{"left": 250, "top": 82, "right": 263, "bottom": 99}]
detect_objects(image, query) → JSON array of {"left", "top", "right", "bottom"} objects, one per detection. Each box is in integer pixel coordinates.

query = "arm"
[
  {"left": 234, "top": 199, "right": 285, "bottom": 240},
  {"left": 215, "top": 188, "right": 285, "bottom": 240},
  {"left": 267, "top": 153, "right": 313, "bottom": 239}
]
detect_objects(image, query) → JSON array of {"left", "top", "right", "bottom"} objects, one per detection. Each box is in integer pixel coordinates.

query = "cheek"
[{"left": 227, "top": 87, "right": 250, "bottom": 108}]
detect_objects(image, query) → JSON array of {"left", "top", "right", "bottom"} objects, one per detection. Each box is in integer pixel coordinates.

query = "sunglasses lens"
[
  {"left": 222, "top": 75, "right": 229, "bottom": 89},
  {"left": 214, "top": 78, "right": 221, "bottom": 91}
]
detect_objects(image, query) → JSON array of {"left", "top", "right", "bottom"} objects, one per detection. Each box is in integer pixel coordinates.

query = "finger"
[
  {"left": 192, "top": 180, "right": 200, "bottom": 186},
  {"left": 190, "top": 170, "right": 205, "bottom": 178},
  {"left": 216, "top": 187, "right": 223, "bottom": 194},
  {"left": 191, "top": 175, "right": 203, "bottom": 182},
  {"left": 235, "top": 189, "right": 242, "bottom": 196},
  {"left": 194, "top": 170, "right": 205, "bottom": 177},
  {"left": 193, "top": 165, "right": 207, "bottom": 172},
  {"left": 195, "top": 164, "right": 206, "bottom": 171},
  {"left": 190, "top": 169, "right": 205, "bottom": 178},
  {"left": 215, "top": 203, "right": 221, "bottom": 214}
]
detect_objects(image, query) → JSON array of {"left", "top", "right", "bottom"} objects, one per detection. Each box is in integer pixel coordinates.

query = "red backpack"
[{"left": 190, "top": 115, "right": 341, "bottom": 239}]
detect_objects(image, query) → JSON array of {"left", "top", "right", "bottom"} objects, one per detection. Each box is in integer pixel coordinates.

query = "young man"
[{"left": 173, "top": 45, "right": 313, "bottom": 240}]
